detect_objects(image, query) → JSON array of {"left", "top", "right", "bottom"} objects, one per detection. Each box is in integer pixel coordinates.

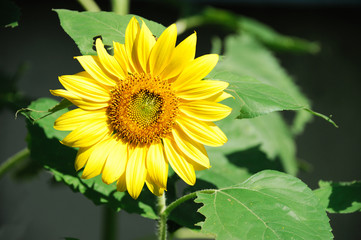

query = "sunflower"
[{"left": 51, "top": 17, "right": 232, "bottom": 199}]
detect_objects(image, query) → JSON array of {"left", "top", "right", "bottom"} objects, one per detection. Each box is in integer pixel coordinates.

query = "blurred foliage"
[
  {"left": 0, "top": 0, "right": 20, "bottom": 28},
  {"left": 0, "top": 65, "right": 31, "bottom": 112},
  {"left": 1, "top": 4, "right": 356, "bottom": 240},
  {"left": 314, "top": 180, "right": 361, "bottom": 213}
]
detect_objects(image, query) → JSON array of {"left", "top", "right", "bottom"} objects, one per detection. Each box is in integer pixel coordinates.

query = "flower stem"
[
  {"left": 111, "top": 0, "right": 129, "bottom": 15},
  {"left": 77, "top": 0, "right": 101, "bottom": 12},
  {"left": 158, "top": 193, "right": 167, "bottom": 240},
  {"left": 0, "top": 148, "right": 30, "bottom": 179},
  {"left": 102, "top": 206, "right": 117, "bottom": 240},
  {"left": 163, "top": 189, "right": 215, "bottom": 217},
  {"left": 157, "top": 189, "right": 215, "bottom": 240}
]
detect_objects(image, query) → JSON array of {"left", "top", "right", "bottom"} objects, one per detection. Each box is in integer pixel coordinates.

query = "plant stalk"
[
  {"left": 77, "top": 0, "right": 101, "bottom": 12},
  {"left": 0, "top": 148, "right": 30, "bottom": 179},
  {"left": 163, "top": 189, "right": 214, "bottom": 217},
  {"left": 111, "top": 0, "right": 129, "bottom": 15},
  {"left": 102, "top": 206, "right": 117, "bottom": 240},
  {"left": 158, "top": 193, "right": 167, "bottom": 240},
  {"left": 157, "top": 189, "right": 215, "bottom": 240}
]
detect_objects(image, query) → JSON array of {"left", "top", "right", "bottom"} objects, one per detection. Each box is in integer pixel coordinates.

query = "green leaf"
[
  {"left": 168, "top": 150, "right": 254, "bottom": 231},
  {"left": 169, "top": 145, "right": 285, "bottom": 231},
  {"left": 55, "top": 9, "right": 166, "bottom": 55},
  {"left": 195, "top": 170, "right": 333, "bottom": 240},
  {"left": 209, "top": 72, "right": 304, "bottom": 119},
  {"left": 215, "top": 33, "right": 313, "bottom": 134},
  {"left": 24, "top": 98, "right": 158, "bottom": 219},
  {"left": 21, "top": 98, "right": 69, "bottom": 140},
  {"left": 314, "top": 180, "right": 361, "bottom": 214}
]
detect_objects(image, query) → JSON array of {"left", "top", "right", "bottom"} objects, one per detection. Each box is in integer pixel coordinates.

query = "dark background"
[{"left": 1, "top": 0, "right": 360, "bottom": 239}]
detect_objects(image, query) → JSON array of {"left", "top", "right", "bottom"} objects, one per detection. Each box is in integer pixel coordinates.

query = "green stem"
[
  {"left": 77, "top": 0, "right": 101, "bottom": 12},
  {"left": 0, "top": 148, "right": 30, "bottom": 179},
  {"left": 158, "top": 193, "right": 167, "bottom": 240},
  {"left": 102, "top": 206, "right": 117, "bottom": 240},
  {"left": 111, "top": 0, "right": 129, "bottom": 15},
  {"left": 163, "top": 189, "right": 214, "bottom": 217},
  {"left": 157, "top": 190, "right": 215, "bottom": 239}
]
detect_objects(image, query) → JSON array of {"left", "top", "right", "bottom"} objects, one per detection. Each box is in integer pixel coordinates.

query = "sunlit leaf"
[
  {"left": 215, "top": 33, "right": 313, "bottom": 134},
  {"left": 55, "top": 9, "right": 166, "bottom": 55},
  {"left": 209, "top": 72, "right": 304, "bottom": 119},
  {"left": 196, "top": 170, "right": 333, "bottom": 240}
]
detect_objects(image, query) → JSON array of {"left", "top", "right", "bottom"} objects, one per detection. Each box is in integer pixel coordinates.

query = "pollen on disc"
[{"left": 107, "top": 73, "right": 179, "bottom": 145}]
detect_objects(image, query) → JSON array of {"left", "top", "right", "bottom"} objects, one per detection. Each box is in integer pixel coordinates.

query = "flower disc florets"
[{"left": 107, "top": 73, "right": 179, "bottom": 145}]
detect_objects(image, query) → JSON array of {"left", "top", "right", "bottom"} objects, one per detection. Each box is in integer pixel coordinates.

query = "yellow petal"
[
  {"left": 174, "top": 80, "right": 229, "bottom": 100},
  {"left": 116, "top": 172, "right": 127, "bottom": 192},
  {"left": 125, "top": 17, "right": 140, "bottom": 72},
  {"left": 148, "top": 24, "right": 177, "bottom": 75},
  {"left": 50, "top": 89, "right": 108, "bottom": 110},
  {"left": 75, "top": 146, "right": 95, "bottom": 171},
  {"left": 81, "top": 139, "right": 112, "bottom": 179},
  {"left": 132, "top": 20, "right": 156, "bottom": 73},
  {"left": 176, "top": 114, "right": 227, "bottom": 147},
  {"left": 163, "top": 138, "right": 196, "bottom": 186},
  {"left": 61, "top": 119, "right": 110, "bottom": 148},
  {"left": 74, "top": 71, "right": 91, "bottom": 77},
  {"left": 75, "top": 55, "right": 116, "bottom": 87},
  {"left": 54, "top": 108, "right": 107, "bottom": 131},
  {"left": 172, "top": 54, "right": 219, "bottom": 89},
  {"left": 102, "top": 138, "right": 128, "bottom": 184},
  {"left": 172, "top": 125, "right": 210, "bottom": 170},
  {"left": 126, "top": 145, "right": 147, "bottom": 199},
  {"left": 113, "top": 42, "right": 130, "bottom": 74},
  {"left": 96, "top": 38, "right": 126, "bottom": 79},
  {"left": 145, "top": 175, "right": 165, "bottom": 196},
  {"left": 146, "top": 142, "right": 168, "bottom": 189},
  {"left": 59, "top": 74, "right": 110, "bottom": 102},
  {"left": 160, "top": 32, "right": 197, "bottom": 80},
  {"left": 179, "top": 100, "right": 232, "bottom": 122},
  {"left": 204, "top": 91, "right": 234, "bottom": 102}
]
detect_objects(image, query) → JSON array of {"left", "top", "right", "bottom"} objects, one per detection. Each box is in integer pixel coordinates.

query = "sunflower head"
[{"left": 51, "top": 17, "right": 232, "bottom": 199}]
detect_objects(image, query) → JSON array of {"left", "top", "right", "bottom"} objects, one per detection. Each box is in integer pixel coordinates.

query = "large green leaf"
[
  {"left": 195, "top": 170, "right": 333, "bottom": 240},
  {"left": 314, "top": 180, "right": 361, "bottom": 214},
  {"left": 55, "top": 9, "right": 166, "bottom": 55},
  {"left": 23, "top": 98, "right": 158, "bottom": 219},
  {"left": 215, "top": 33, "right": 312, "bottom": 135},
  {"left": 209, "top": 71, "right": 303, "bottom": 119},
  {"left": 168, "top": 147, "right": 284, "bottom": 231}
]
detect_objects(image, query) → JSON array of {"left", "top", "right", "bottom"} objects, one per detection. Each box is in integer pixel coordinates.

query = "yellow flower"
[{"left": 51, "top": 17, "right": 232, "bottom": 199}]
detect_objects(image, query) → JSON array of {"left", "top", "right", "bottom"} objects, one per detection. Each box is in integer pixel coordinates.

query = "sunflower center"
[
  {"left": 128, "top": 90, "right": 162, "bottom": 128},
  {"left": 107, "top": 73, "right": 179, "bottom": 145}
]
